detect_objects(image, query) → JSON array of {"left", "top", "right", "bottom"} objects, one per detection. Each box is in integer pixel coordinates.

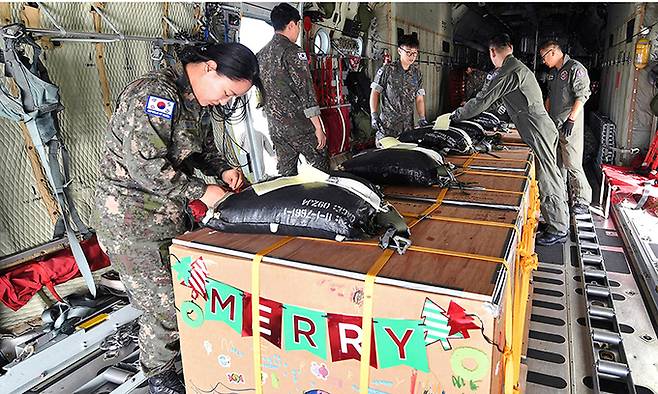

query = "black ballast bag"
[
  {"left": 339, "top": 148, "right": 453, "bottom": 187},
  {"left": 470, "top": 111, "right": 501, "bottom": 131},
  {"left": 202, "top": 172, "right": 408, "bottom": 242},
  {"left": 399, "top": 126, "right": 473, "bottom": 154}
]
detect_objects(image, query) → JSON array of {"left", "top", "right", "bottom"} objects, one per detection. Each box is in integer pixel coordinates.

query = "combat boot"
[{"left": 148, "top": 366, "right": 185, "bottom": 394}]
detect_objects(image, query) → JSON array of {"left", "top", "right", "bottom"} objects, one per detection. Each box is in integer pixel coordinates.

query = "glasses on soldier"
[
  {"left": 399, "top": 47, "right": 419, "bottom": 57},
  {"left": 540, "top": 48, "right": 555, "bottom": 63}
]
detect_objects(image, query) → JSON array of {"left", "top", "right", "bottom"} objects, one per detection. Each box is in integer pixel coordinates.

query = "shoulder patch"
[
  {"left": 576, "top": 68, "right": 585, "bottom": 78},
  {"left": 297, "top": 52, "right": 307, "bottom": 61},
  {"left": 486, "top": 71, "right": 498, "bottom": 80},
  {"left": 559, "top": 70, "right": 569, "bottom": 81},
  {"left": 145, "top": 95, "right": 175, "bottom": 119},
  {"left": 377, "top": 68, "right": 384, "bottom": 76}
]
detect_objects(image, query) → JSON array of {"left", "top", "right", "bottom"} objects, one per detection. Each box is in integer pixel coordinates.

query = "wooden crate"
[{"left": 169, "top": 148, "right": 539, "bottom": 394}]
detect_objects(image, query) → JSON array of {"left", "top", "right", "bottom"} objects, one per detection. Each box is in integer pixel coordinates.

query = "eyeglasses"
[
  {"left": 399, "top": 47, "right": 419, "bottom": 57},
  {"left": 540, "top": 48, "right": 555, "bottom": 62}
]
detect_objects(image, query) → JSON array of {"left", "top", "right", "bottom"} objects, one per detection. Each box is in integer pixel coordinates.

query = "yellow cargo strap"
[
  {"left": 359, "top": 248, "right": 395, "bottom": 394},
  {"left": 459, "top": 170, "right": 530, "bottom": 180},
  {"left": 251, "top": 236, "right": 294, "bottom": 394},
  {"left": 247, "top": 178, "right": 537, "bottom": 394},
  {"left": 461, "top": 152, "right": 479, "bottom": 168}
]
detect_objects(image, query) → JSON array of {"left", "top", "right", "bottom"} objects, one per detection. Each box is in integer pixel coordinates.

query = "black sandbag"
[
  {"left": 202, "top": 173, "right": 408, "bottom": 241},
  {"left": 399, "top": 126, "right": 473, "bottom": 155},
  {"left": 450, "top": 120, "right": 485, "bottom": 141},
  {"left": 470, "top": 111, "right": 501, "bottom": 131},
  {"left": 339, "top": 148, "right": 452, "bottom": 186}
]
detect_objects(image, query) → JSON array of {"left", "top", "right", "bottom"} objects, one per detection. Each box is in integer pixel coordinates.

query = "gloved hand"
[
  {"left": 562, "top": 118, "right": 575, "bottom": 137},
  {"left": 417, "top": 117, "right": 430, "bottom": 127},
  {"left": 371, "top": 112, "right": 382, "bottom": 131}
]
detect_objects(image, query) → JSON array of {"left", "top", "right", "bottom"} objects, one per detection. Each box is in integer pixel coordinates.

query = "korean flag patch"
[
  {"left": 145, "top": 95, "right": 175, "bottom": 119},
  {"left": 298, "top": 52, "right": 307, "bottom": 61}
]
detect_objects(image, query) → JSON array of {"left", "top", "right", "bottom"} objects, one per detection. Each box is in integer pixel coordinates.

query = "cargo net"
[{"left": 0, "top": 2, "right": 201, "bottom": 258}]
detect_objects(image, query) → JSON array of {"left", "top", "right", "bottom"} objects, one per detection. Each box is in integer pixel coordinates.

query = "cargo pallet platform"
[{"left": 2, "top": 136, "right": 657, "bottom": 394}]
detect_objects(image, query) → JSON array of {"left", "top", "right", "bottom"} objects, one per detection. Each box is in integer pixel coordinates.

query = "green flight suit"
[
  {"left": 547, "top": 54, "right": 592, "bottom": 206},
  {"left": 453, "top": 54, "right": 569, "bottom": 235}
]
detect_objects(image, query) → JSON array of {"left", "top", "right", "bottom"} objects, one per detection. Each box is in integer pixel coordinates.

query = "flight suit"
[
  {"left": 93, "top": 63, "right": 233, "bottom": 377},
  {"left": 452, "top": 54, "right": 569, "bottom": 235},
  {"left": 258, "top": 34, "right": 328, "bottom": 176},
  {"left": 371, "top": 60, "right": 425, "bottom": 140},
  {"left": 547, "top": 54, "right": 592, "bottom": 206}
]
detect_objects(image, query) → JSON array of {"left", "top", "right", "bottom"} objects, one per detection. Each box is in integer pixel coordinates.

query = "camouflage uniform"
[
  {"left": 371, "top": 60, "right": 425, "bottom": 139},
  {"left": 93, "top": 63, "right": 232, "bottom": 377},
  {"left": 547, "top": 54, "right": 592, "bottom": 206},
  {"left": 257, "top": 34, "right": 328, "bottom": 176},
  {"left": 465, "top": 68, "right": 507, "bottom": 117},
  {"left": 464, "top": 69, "right": 488, "bottom": 100}
]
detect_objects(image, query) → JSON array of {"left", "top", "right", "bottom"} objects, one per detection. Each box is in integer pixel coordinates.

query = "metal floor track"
[{"left": 525, "top": 215, "right": 658, "bottom": 394}]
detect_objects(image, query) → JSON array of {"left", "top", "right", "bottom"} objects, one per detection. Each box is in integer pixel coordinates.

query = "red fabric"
[
  {"left": 188, "top": 199, "right": 208, "bottom": 222},
  {"left": 602, "top": 164, "right": 658, "bottom": 216},
  {"left": 0, "top": 235, "right": 111, "bottom": 311},
  {"left": 602, "top": 164, "right": 658, "bottom": 203},
  {"left": 321, "top": 107, "right": 352, "bottom": 156}
]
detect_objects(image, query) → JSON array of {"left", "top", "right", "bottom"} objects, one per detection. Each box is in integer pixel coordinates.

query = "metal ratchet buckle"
[
  {"left": 379, "top": 227, "right": 412, "bottom": 255},
  {"left": 1, "top": 24, "right": 26, "bottom": 40}
]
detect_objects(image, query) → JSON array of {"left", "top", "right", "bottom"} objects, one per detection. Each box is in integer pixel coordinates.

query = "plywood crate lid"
[{"left": 174, "top": 148, "right": 533, "bottom": 304}]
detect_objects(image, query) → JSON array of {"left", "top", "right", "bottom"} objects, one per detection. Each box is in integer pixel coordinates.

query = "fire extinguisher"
[{"left": 634, "top": 36, "right": 651, "bottom": 69}]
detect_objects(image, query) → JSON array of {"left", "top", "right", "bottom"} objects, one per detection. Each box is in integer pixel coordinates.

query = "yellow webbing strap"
[
  {"left": 460, "top": 152, "right": 479, "bottom": 169},
  {"left": 459, "top": 170, "right": 530, "bottom": 180},
  {"left": 360, "top": 188, "right": 445, "bottom": 394},
  {"left": 450, "top": 154, "right": 531, "bottom": 164},
  {"left": 503, "top": 267, "right": 515, "bottom": 394},
  {"left": 503, "top": 173, "right": 540, "bottom": 393},
  {"left": 466, "top": 187, "right": 525, "bottom": 195},
  {"left": 251, "top": 237, "right": 294, "bottom": 394},
  {"left": 407, "top": 188, "right": 448, "bottom": 228},
  {"left": 432, "top": 184, "right": 524, "bottom": 195},
  {"left": 456, "top": 152, "right": 533, "bottom": 171},
  {"left": 359, "top": 248, "right": 395, "bottom": 394}
]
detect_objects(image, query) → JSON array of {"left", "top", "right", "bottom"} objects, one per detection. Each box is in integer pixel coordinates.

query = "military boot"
[{"left": 148, "top": 366, "right": 185, "bottom": 394}]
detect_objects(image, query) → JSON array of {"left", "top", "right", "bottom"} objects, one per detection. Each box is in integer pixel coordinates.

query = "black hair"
[
  {"left": 178, "top": 42, "right": 265, "bottom": 123},
  {"left": 539, "top": 40, "right": 561, "bottom": 52},
  {"left": 398, "top": 34, "right": 419, "bottom": 49},
  {"left": 271, "top": 3, "right": 300, "bottom": 31},
  {"left": 178, "top": 42, "right": 264, "bottom": 99},
  {"left": 489, "top": 34, "right": 513, "bottom": 51}
]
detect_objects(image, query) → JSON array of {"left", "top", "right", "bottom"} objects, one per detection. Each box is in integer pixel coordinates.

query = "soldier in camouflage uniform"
[
  {"left": 463, "top": 66, "right": 508, "bottom": 118},
  {"left": 370, "top": 34, "right": 427, "bottom": 141},
  {"left": 540, "top": 41, "right": 592, "bottom": 214},
  {"left": 258, "top": 3, "right": 328, "bottom": 176},
  {"left": 93, "top": 43, "right": 262, "bottom": 394},
  {"left": 464, "top": 66, "right": 488, "bottom": 101}
]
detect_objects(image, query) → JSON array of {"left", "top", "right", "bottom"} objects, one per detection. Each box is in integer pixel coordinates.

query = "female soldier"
[{"left": 93, "top": 42, "right": 263, "bottom": 393}]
